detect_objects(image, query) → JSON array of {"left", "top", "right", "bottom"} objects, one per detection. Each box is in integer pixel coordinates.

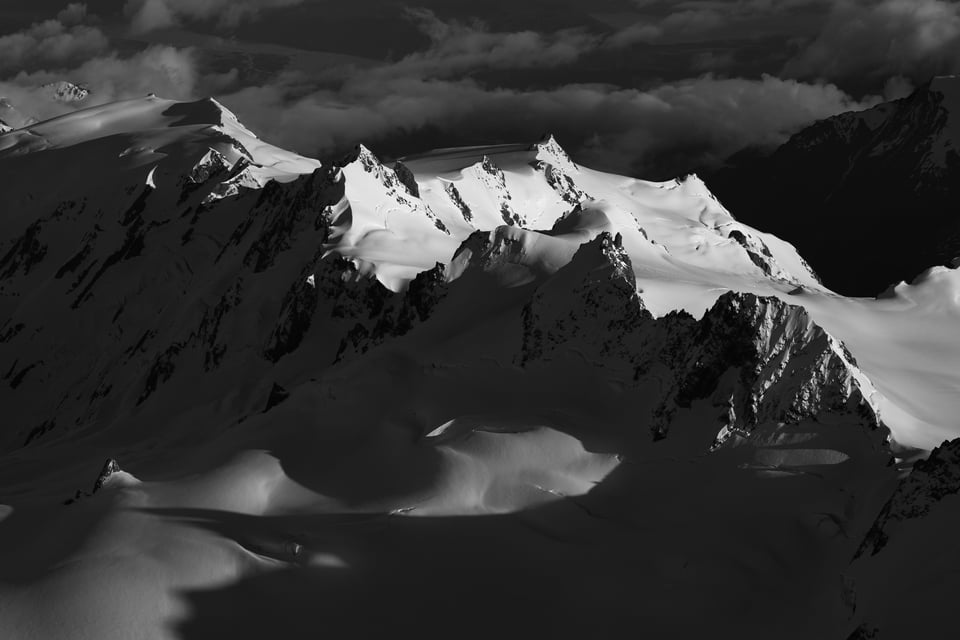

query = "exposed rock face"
[
  {"left": 203, "top": 160, "right": 262, "bottom": 203},
  {"left": 444, "top": 181, "right": 473, "bottom": 223},
  {"left": 472, "top": 156, "right": 523, "bottom": 227},
  {"left": 855, "top": 438, "right": 960, "bottom": 558},
  {"left": 0, "top": 158, "right": 347, "bottom": 448},
  {"left": 534, "top": 134, "right": 579, "bottom": 174},
  {"left": 519, "top": 232, "right": 649, "bottom": 365},
  {"left": 0, "top": 133, "right": 462, "bottom": 449},
  {"left": 533, "top": 160, "right": 587, "bottom": 206},
  {"left": 42, "top": 81, "right": 90, "bottom": 104},
  {"left": 264, "top": 271, "right": 321, "bottom": 363},
  {"left": 92, "top": 459, "right": 122, "bottom": 492},
  {"left": 344, "top": 145, "right": 449, "bottom": 233},
  {"left": 449, "top": 227, "right": 534, "bottom": 278},
  {"left": 532, "top": 135, "right": 587, "bottom": 205},
  {"left": 517, "top": 232, "right": 887, "bottom": 446},
  {"left": 333, "top": 262, "right": 448, "bottom": 362},
  {"left": 63, "top": 458, "right": 123, "bottom": 505},
  {"left": 726, "top": 229, "right": 793, "bottom": 281},
  {"left": 176, "top": 148, "right": 237, "bottom": 205},
  {"left": 187, "top": 149, "right": 233, "bottom": 186},
  {"left": 352, "top": 145, "right": 418, "bottom": 205},
  {"left": 649, "top": 291, "right": 883, "bottom": 443},
  {"left": 392, "top": 160, "right": 420, "bottom": 198}
]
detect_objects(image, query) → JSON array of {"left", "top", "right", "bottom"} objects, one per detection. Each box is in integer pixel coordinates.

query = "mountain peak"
[
  {"left": 41, "top": 81, "right": 90, "bottom": 104},
  {"left": 534, "top": 134, "right": 578, "bottom": 173},
  {"left": 161, "top": 97, "right": 245, "bottom": 130}
]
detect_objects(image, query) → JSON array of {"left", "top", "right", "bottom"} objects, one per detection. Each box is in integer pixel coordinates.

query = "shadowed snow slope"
[{"left": 0, "top": 97, "right": 957, "bottom": 639}]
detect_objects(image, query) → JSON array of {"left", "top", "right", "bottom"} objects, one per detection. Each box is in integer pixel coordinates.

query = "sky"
[{"left": 0, "top": 0, "right": 957, "bottom": 177}]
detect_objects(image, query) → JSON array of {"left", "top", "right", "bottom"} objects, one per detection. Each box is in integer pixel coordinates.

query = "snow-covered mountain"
[
  {"left": 41, "top": 81, "right": 90, "bottom": 104},
  {"left": 707, "top": 75, "right": 960, "bottom": 296},
  {"left": 1, "top": 95, "right": 959, "bottom": 639},
  {"left": 0, "top": 98, "right": 31, "bottom": 130},
  {"left": 0, "top": 82, "right": 90, "bottom": 132}
]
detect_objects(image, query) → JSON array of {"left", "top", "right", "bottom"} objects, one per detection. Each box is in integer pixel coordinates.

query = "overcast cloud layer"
[{"left": 0, "top": 1, "right": 955, "bottom": 176}]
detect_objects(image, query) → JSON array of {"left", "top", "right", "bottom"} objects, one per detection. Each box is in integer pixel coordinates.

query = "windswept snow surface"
[{"left": 0, "top": 98, "right": 958, "bottom": 639}]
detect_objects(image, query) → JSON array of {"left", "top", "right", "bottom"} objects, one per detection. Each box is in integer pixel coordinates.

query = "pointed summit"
[{"left": 534, "top": 134, "right": 578, "bottom": 173}]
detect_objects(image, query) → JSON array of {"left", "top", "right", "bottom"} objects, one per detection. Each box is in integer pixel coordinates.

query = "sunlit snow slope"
[{"left": 0, "top": 96, "right": 958, "bottom": 639}]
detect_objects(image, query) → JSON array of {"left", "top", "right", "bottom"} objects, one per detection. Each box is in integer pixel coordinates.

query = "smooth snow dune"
[{"left": 418, "top": 421, "right": 619, "bottom": 515}]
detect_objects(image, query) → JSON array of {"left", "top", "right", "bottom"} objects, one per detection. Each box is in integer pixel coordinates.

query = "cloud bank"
[
  {"left": 785, "top": 0, "right": 960, "bottom": 81},
  {"left": 123, "top": 0, "right": 304, "bottom": 33},
  {"left": 0, "top": 2, "right": 895, "bottom": 177},
  {"left": 0, "top": 4, "right": 108, "bottom": 73}
]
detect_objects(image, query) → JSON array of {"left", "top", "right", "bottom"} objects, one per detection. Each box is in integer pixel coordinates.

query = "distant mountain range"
[{"left": 706, "top": 76, "right": 960, "bottom": 297}]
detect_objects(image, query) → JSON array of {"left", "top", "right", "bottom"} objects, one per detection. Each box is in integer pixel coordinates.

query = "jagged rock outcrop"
[
  {"left": 443, "top": 181, "right": 473, "bottom": 223},
  {"left": 392, "top": 160, "right": 420, "bottom": 198},
  {"left": 534, "top": 135, "right": 579, "bottom": 174},
  {"left": 203, "top": 160, "right": 262, "bottom": 204},
  {"left": 469, "top": 156, "right": 523, "bottom": 227},
  {"left": 531, "top": 135, "right": 588, "bottom": 205},
  {"left": 855, "top": 438, "right": 960, "bottom": 558},
  {"left": 726, "top": 229, "right": 793, "bottom": 281},
  {"left": 0, "top": 155, "right": 343, "bottom": 448},
  {"left": 43, "top": 81, "right": 90, "bottom": 104},
  {"left": 343, "top": 145, "right": 449, "bottom": 233},
  {"left": 63, "top": 458, "right": 124, "bottom": 505},
  {"left": 448, "top": 226, "right": 540, "bottom": 279},
  {"left": 519, "top": 232, "right": 648, "bottom": 364},
  {"left": 518, "top": 233, "right": 887, "bottom": 446},
  {"left": 333, "top": 262, "right": 448, "bottom": 362},
  {"left": 264, "top": 271, "right": 321, "bottom": 363},
  {"left": 648, "top": 291, "right": 884, "bottom": 443}
]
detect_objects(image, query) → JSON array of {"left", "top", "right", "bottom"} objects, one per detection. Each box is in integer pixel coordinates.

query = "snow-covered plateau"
[{"left": 1, "top": 94, "right": 959, "bottom": 638}]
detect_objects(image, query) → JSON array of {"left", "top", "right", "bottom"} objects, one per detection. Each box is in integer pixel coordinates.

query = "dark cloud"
[
  {"left": 0, "top": 46, "right": 218, "bottom": 122},
  {"left": 0, "top": 3, "right": 108, "bottom": 73},
  {"left": 199, "top": 9, "right": 877, "bottom": 176},
  {"left": 0, "top": 4, "right": 232, "bottom": 120},
  {"left": 399, "top": 8, "right": 604, "bottom": 74},
  {"left": 217, "top": 64, "right": 878, "bottom": 177},
  {"left": 0, "top": 1, "right": 910, "bottom": 179},
  {"left": 609, "top": 0, "right": 831, "bottom": 45},
  {"left": 784, "top": 0, "right": 960, "bottom": 81},
  {"left": 123, "top": 0, "right": 304, "bottom": 34}
]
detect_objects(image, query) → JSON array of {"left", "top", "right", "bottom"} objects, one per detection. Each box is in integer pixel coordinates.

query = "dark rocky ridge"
[
  {"left": 706, "top": 78, "right": 960, "bottom": 296},
  {"left": 856, "top": 438, "right": 960, "bottom": 558}
]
